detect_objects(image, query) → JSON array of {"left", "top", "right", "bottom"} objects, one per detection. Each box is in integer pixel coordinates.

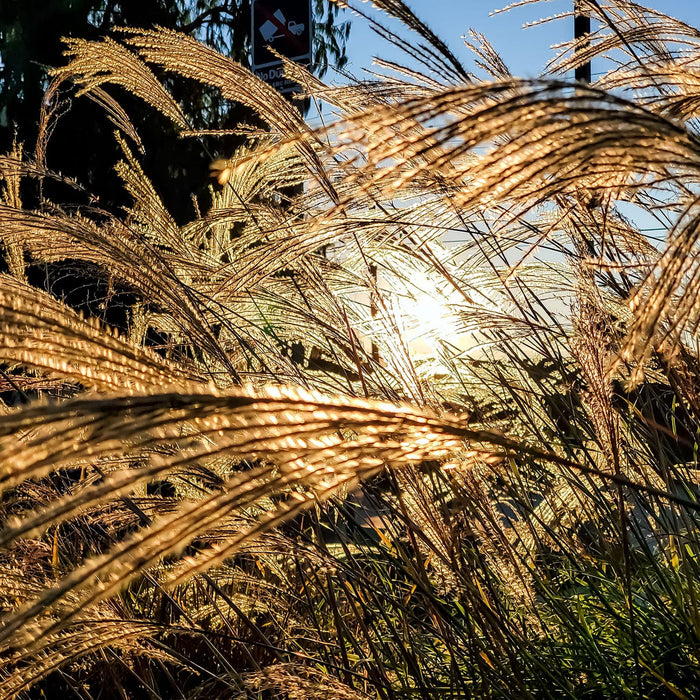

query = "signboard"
[{"left": 251, "top": 0, "right": 312, "bottom": 94}]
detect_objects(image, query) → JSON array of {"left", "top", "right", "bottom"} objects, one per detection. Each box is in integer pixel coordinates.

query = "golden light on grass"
[{"left": 1, "top": 1, "right": 700, "bottom": 696}]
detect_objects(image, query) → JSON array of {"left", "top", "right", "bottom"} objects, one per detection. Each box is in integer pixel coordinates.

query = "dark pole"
[{"left": 574, "top": 0, "right": 592, "bottom": 83}]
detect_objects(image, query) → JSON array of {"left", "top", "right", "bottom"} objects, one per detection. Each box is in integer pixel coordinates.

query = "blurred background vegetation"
[{"left": 0, "top": 0, "right": 349, "bottom": 219}]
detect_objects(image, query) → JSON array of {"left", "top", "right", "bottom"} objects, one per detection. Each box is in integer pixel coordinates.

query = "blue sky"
[{"left": 337, "top": 0, "right": 700, "bottom": 80}]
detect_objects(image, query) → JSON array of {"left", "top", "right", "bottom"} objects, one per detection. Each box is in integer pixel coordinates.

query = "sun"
[{"left": 389, "top": 271, "right": 472, "bottom": 360}]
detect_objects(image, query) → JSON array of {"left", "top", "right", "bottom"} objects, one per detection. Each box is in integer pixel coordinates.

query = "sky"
[
  {"left": 336, "top": 0, "right": 700, "bottom": 81},
  {"left": 316, "top": 0, "right": 700, "bottom": 343}
]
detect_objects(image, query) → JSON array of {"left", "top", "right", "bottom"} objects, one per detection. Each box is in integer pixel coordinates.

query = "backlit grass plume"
[{"left": 2, "top": 1, "right": 700, "bottom": 697}]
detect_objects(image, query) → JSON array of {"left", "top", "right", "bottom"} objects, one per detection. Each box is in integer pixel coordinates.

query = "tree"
[{"left": 0, "top": 0, "right": 349, "bottom": 219}]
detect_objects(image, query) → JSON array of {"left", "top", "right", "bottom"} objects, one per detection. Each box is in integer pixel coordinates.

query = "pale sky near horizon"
[{"left": 336, "top": 0, "right": 700, "bottom": 80}]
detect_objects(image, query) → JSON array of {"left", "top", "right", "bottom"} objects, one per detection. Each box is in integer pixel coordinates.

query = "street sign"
[{"left": 251, "top": 0, "right": 312, "bottom": 94}]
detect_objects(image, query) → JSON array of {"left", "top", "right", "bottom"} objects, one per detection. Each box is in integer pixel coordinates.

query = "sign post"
[
  {"left": 574, "top": 0, "right": 591, "bottom": 83},
  {"left": 251, "top": 0, "right": 313, "bottom": 94}
]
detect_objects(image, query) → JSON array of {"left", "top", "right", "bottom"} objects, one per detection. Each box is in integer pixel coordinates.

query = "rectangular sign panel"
[{"left": 252, "top": 0, "right": 312, "bottom": 93}]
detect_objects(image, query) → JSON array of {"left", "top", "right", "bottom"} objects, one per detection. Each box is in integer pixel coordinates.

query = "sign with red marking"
[{"left": 252, "top": 0, "right": 312, "bottom": 93}]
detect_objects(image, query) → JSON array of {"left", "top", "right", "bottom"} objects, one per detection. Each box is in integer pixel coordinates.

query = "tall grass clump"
[{"left": 1, "top": 0, "right": 700, "bottom": 696}]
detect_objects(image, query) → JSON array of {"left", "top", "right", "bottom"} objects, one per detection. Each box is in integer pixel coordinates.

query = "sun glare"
[{"left": 391, "top": 276, "right": 472, "bottom": 359}]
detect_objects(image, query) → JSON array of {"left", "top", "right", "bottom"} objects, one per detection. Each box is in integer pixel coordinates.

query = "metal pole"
[{"left": 574, "top": 0, "right": 592, "bottom": 83}]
